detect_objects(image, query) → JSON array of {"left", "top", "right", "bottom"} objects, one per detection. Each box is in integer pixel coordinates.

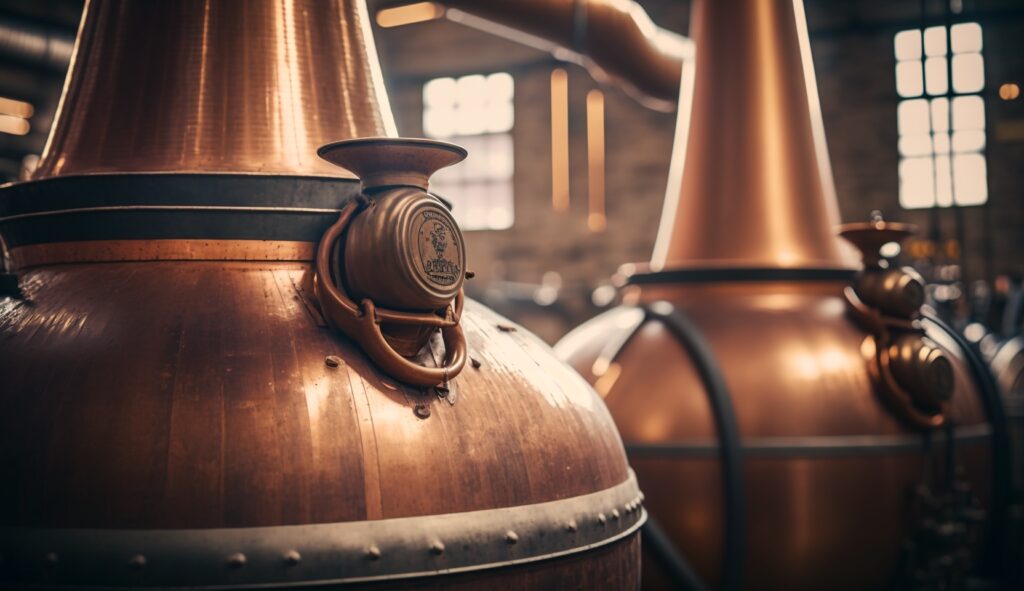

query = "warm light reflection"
[
  {"left": 550, "top": 68, "right": 570, "bottom": 213},
  {"left": 1000, "top": 82, "right": 1021, "bottom": 101},
  {"left": 0, "top": 96, "right": 33, "bottom": 119},
  {"left": 375, "top": 2, "right": 443, "bottom": 28},
  {"left": 586, "top": 89, "right": 606, "bottom": 232},
  {"left": 0, "top": 114, "right": 30, "bottom": 136}
]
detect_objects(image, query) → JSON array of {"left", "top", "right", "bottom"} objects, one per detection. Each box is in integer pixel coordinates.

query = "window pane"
[
  {"left": 485, "top": 182, "right": 514, "bottom": 229},
  {"left": 935, "top": 154, "right": 953, "bottom": 207},
  {"left": 953, "top": 153, "right": 987, "bottom": 205},
  {"left": 895, "top": 29, "right": 922, "bottom": 60},
  {"left": 899, "top": 156, "right": 935, "bottom": 208},
  {"left": 424, "top": 106, "right": 457, "bottom": 138},
  {"left": 898, "top": 99, "right": 930, "bottom": 135},
  {"left": 933, "top": 132, "right": 950, "bottom": 154},
  {"left": 930, "top": 98, "right": 949, "bottom": 132},
  {"left": 424, "top": 77, "right": 456, "bottom": 108},
  {"left": 951, "top": 23, "right": 982, "bottom": 54},
  {"left": 952, "top": 53, "right": 985, "bottom": 93},
  {"left": 456, "top": 75, "right": 488, "bottom": 106},
  {"left": 925, "top": 57, "right": 948, "bottom": 95},
  {"left": 899, "top": 134, "right": 932, "bottom": 157},
  {"left": 486, "top": 134, "right": 514, "bottom": 179},
  {"left": 896, "top": 61, "right": 924, "bottom": 97},
  {"left": 487, "top": 102, "right": 514, "bottom": 134},
  {"left": 487, "top": 72, "right": 514, "bottom": 102},
  {"left": 924, "top": 26, "right": 947, "bottom": 57},
  {"left": 952, "top": 95, "right": 985, "bottom": 130},
  {"left": 952, "top": 130, "right": 986, "bottom": 152}
]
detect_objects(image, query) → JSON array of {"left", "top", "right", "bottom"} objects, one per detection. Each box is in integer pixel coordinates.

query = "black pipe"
[
  {"left": 922, "top": 311, "right": 1012, "bottom": 584},
  {"left": 641, "top": 515, "right": 709, "bottom": 591},
  {"left": 644, "top": 303, "right": 745, "bottom": 591}
]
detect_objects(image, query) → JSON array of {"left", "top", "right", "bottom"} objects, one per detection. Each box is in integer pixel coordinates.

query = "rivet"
[
  {"left": 366, "top": 546, "right": 381, "bottom": 561},
  {"left": 597, "top": 512, "right": 607, "bottom": 525},
  {"left": 44, "top": 552, "right": 58, "bottom": 566},
  {"left": 565, "top": 519, "right": 577, "bottom": 533},
  {"left": 325, "top": 355, "right": 341, "bottom": 368},
  {"left": 611, "top": 509, "right": 621, "bottom": 520},
  {"left": 505, "top": 531, "right": 519, "bottom": 545},
  {"left": 128, "top": 554, "right": 147, "bottom": 570},
  {"left": 638, "top": 492, "right": 645, "bottom": 503},
  {"left": 283, "top": 550, "right": 301, "bottom": 566},
  {"left": 227, "top": 553, "right": 246, "bottom": 569},
  {"left": 470, "top": 357, "right": 482, "bottom": 369},
  {"left": 465, "top": 270, "right": 476, "bottom": 279},
  {"left": 429, "top": 540, "right": 445, "bottom": 555},
  {"left": 414, "top": 402, "right": 431, "bottom": 419}
]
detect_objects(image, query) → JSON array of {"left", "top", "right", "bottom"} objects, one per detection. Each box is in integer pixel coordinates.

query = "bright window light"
[
  {"left": 423, "top": 72, "right": 515, "bottom": 230},
  {"left": 894, "top": 23, "right": 987, "bottom": 208}
]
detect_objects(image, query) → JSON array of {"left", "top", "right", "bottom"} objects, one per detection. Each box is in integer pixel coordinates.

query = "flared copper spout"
[
  {"left": 651, "top": 0, "right": 858, "bottom": 271},
  {"left": 318, "top": 137, "right": 466, "bottom": 191},
  {"left": 34, "top": 0, "right": 396, "bottom": 180}
]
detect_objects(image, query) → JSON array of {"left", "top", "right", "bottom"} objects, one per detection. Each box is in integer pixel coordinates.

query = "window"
[
  {"left": 895, "top": 23, "right": 987, "bottom": 208},
  {"left": 423, "top": 73, "right": 514, "bottom": 230}
]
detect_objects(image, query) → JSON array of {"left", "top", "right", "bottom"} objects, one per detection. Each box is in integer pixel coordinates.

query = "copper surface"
[
  {"left": 8, "top": 239, "right": 317, "bottom": 268},
  {"left": 558, "top": 282, "right": 992, "bottom": 591},
  {"left": 1, "top": 0, "right": 642, "bottom": 586},
  {"left": 35, "top": 0, "right": 396, "bottom": 179},
  {"left": 651, "top": 0, "right": 857, "bottom": 270},
  {"left": 442, "top": 0, "right": 686, "bottom": 111}
]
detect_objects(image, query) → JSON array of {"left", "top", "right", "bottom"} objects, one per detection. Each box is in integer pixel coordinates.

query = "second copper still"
[
  {"left": 0, "top": 1, "right": 644, "bottom": 588},
  {"left": 556, "top": 0, "right": 1011, "bottom": 589}
]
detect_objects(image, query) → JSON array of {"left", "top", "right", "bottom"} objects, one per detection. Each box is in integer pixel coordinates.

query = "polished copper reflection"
[
  {"left": 556, "top": 0, "right": 996, "bottom": 589},
  {"left": 651, "top": 0, "right": 856, "bottom": 270},
  {"left": 442, "top": 0, "right": 686, "bottom": 111},
  {"left": 35, "top": 0, "right": 396, "bottom": 179},
  {"left": 0, "top": 0, "right": 643, "bottom": 588}
]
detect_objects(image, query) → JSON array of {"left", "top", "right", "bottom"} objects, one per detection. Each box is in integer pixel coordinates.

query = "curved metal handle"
[
  {"left": 315, "top": 200, "right": 467, "bottom": 387},
  {"left": 845, "top": 286, "right": 947, "bottom": 429}
]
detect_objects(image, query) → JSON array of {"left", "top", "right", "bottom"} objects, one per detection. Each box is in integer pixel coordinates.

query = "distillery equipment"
[
  {"left": 0, "top": 1, "right": 645, "bottom": 588},
  {"left": 555, "top": 0, "right": 1011, "bottom": 589}
]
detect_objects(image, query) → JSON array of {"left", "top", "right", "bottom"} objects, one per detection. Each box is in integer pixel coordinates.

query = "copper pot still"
[
  {"left": 0, "top": 1, "right": 644, "bottom": 588},
  {"left": 556, "top": 0, "right": 1010, "bottom": 590}
]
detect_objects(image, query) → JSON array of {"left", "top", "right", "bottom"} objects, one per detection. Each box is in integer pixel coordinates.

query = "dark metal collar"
[{"left": 0, "top": 473, "right": 644, "bottom": 589}]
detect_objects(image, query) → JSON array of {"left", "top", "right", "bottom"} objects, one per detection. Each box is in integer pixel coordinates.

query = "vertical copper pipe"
[
  {"left": 35, "top": 0, "right": 397, "bottom": 180},
  {"left": 651, "top": 0, "right": 858, "bottom": 271},
  {"left": 551, "top": 68, "right": 570, "bottom": 213},
  {"left": 586, "top": 89, "right": 606, "bottom": 232}
]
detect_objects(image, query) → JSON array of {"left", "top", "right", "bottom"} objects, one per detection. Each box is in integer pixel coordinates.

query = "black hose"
[
  {"left": 641, "top": 515, "right": 710, "bottom": 591},
  {"left": 645, "top": 303, "right": 745, "bottom": 591},
  {"left": 921, "top": 311, "right": 1012, "bottom": 583}
]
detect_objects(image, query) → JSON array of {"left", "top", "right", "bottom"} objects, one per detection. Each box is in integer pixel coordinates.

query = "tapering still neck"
[{"left": 651, "top": 0, "right": 857, "bottom": 271}]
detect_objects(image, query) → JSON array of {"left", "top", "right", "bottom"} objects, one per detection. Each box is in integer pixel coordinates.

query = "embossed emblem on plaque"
[{"left": 415, "top": 209, "right": 462, "bottom": 287}]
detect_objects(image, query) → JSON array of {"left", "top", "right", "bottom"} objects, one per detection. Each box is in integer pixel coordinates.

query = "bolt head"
[
  {"left": 227, "top": 553, "right": 246, "bottom": 569},
  {"left": 597, "top": 512, "right": 607, "bottom": 525},
  {"left": 283, "top": 550, "right": 301, "bottom": 566},
  {"left": 414, "top": 403, "right": 431, "bottom": 419},
  {"left": 611, "top": 509, "right": 621, "bottom": 520},
  {"left": 429, "top": 540, "right": 445, "bottom": 555},
  {"left": 565, "top": 519, "right": 578, "bottom": 533},
  {"left": 128, "top": 554, "right": 147, "bottom": 570},
  {"left": 366, "top": 546, "right": 381, "bottom": 561},
  {"left": 505, "top": 531, "right": 519, "bottom": 544},
  {"left": 325, "top": 355, "right": 342, "bottom": 368}
]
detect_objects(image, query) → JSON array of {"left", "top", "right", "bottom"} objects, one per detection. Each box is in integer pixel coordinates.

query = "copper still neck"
[
  {"left": 35, "top": 0, "right": 396, "bottom": 180},
  {"left": 650, "top": 0, "right": 857, "bottom": 271}
]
